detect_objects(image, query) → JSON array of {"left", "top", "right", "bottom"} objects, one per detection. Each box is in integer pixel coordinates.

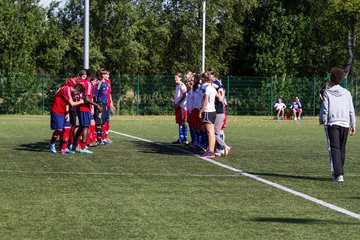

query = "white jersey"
[
  {"left": 202, "top": 83, "right": 217, "bottom": 112},
  {"left": 174, "top": 82, "right": 187, "bottom": 109},
  {"left": 274, "top": 102, "right": 286, "bottom": 111}
]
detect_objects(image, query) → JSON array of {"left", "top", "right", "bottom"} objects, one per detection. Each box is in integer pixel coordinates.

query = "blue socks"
[{"left": 179, "top": 124, "right": 188, "bottom": 143}]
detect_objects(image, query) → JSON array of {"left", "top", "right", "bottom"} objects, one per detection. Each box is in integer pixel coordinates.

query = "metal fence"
[{"left": 0, "top": 74, "right": 358, "bottom": 116}]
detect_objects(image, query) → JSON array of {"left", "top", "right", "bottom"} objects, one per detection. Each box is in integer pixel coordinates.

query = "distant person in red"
[
  {"left": 74, "top": 69, "right": 102, "bottom": 154},
  {"left": 50, "top": 84, "right": 84, "bottom": 154}
]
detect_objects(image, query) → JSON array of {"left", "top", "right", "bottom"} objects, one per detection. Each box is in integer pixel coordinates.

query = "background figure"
[
  {"left": 290, "top": 96, "right": 302, "bottom": 120},
  {"left": 320, "top": 67, "right": 356, "bottom": 182},
  {"left": 274, "top": 98, "right": 286, "bottom": 120},
  {"left": 319, "top": 80, "right": 329, "bottom": 101}
]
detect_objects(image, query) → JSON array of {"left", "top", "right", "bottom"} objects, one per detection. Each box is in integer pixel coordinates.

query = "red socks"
[{"left": 51, "top": 130, "right": 62, "bottom": 144}]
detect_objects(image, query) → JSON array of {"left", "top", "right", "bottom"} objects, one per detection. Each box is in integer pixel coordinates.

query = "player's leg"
[
  {"left": 50, "top": 112, "right": 65, "bottom": 153},
  {"left": 77, "top": 111, "right": 93, "bottom": 154},
  {"left": 327, "top": 125, "right": 342, "bottom": 180}
]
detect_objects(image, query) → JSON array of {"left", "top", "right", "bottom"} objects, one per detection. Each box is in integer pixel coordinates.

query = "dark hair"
[
  {"left": 74, "top": 84, "right": 84, "bottom": 92},
  {"left": 192, "top": 73, "right": 201, "bottom": 91},
  {"left": 77, "top": 69, "right": 87, "bottom": 78},
  {"left": 330, "top": 67, "right": 344, "bottom": 85},
  {"left": 201, "top": 72, "right": 211, "bottom": 83}
]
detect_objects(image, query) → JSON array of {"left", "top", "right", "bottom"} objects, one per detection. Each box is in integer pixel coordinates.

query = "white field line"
[{"left": 110, "top": 130, "right": 360, "bottom": 220}]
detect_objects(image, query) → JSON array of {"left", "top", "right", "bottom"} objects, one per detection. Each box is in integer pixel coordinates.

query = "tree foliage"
[{"left": 0, "top": 0, "right": 359, "bottom": 77}]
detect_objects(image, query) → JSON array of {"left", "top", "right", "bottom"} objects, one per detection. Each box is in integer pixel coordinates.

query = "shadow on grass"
[
  {"left": 247, "top": 172, "right": 330, "bottom": 182},
  {"left": 131, "top": 140, "right": 199, "bottom": 156},
  {"left": 251, "top": 217, "right": 359, "bottom": 225},
  {"left": 15, "top": 140, "right": 50, "bottom": 153}
]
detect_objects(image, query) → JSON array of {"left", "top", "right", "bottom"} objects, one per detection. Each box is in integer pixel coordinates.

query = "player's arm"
[
  {"left": 199, "top": 94, "right": 209, "bottom": 117},
  {"left": 68, "top": 98, "right": 84, "bottom": 107},
  {"left": 84, "top": 95, "right": 102, "bottom": 111},
  {"left": 175, "top": 91, "right": 187, "bottom": 108},
  {"left": 109, "top": 94, "right": 116, "bottom": 112},
  {"left": 216, "top": 88, "right": 224, "bottom": 102}
]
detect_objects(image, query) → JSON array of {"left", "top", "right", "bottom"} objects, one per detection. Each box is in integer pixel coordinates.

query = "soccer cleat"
[
  {"left": 215, "top": 152, "right": 221, "bottom": 157},
  {"left": 172, "top": 139, "right": 182, "bottom": 144},
  {"left": 105, "top": 138, "right": 112, "bottom": 144},
  {"left": 103, "top": 139, "right": 111, "bottom": 145},
  {"left": 182, "top": 140, "right": 189, "bottom": 145},
  {"left": 61, "top": 148, "right": 75, "bottom": 154},
  {"left": 200, "top": 151, "right": 215, "bottom": 158},
  {"left": 294, "top": 117, "right": 298, "bottom": 121},
  {"left": 334, "top": 175, "right": 344, "bottom": 182},
  {"left": 79, "top": 148, "right": 93, "bottom": 154},
  {"left": 88, "top": 141, "right": 98, "bottom": 147},
  {"left": 50, "top": 144, "right": 57, "bottom": 153}
]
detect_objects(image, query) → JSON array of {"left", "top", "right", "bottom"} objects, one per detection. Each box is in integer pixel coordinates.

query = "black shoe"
[{"left": 172, "top": 140, "right": 182, "bottom": 144}]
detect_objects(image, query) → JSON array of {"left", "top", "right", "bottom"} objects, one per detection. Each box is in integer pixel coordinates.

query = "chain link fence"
[{"left": 0, "top": 74, "right": 358, "bottom": 116}]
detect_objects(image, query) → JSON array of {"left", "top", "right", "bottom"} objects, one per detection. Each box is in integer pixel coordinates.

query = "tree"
[{"left": 330, "top": 0, "right": 360, "bottom": 78}]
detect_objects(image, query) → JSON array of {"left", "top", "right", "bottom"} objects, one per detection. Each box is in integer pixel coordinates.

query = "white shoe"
[
  {"left": 294, "top": 117, "right": 297, "bottom": 121},
  {"left": 334, "top": 175, "right": 344, "bottom": 182}
]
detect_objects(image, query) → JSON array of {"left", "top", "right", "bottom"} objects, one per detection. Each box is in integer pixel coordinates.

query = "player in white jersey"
[
  {"left": 173, "top": 72, "right": 188, "bottom": 144},
  {"left": 198, "top": 73, "right": 218, "bottom": 158}
]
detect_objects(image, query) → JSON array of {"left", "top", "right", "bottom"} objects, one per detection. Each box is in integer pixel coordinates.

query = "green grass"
[{"left": 0, "top": 115, "right": 359, "bottom": 239}]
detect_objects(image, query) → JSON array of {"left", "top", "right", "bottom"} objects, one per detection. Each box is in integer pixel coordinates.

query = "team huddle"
[
  {"left": 173, "top": 69, "right": 231, "bottom": 158},
  {"left": 50, "top": 67, "right": 230, "bottom": 157},
  {"left": 50, "top": 69, "right": 115, "bottom": 154}
]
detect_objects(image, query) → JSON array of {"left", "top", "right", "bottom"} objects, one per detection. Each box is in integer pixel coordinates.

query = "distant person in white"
[{"left": 274, "top": 98, "right": 286, "bottom": 120}]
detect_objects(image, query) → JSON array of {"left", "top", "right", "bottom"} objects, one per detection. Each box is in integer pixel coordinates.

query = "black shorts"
[
  {"left": 94, "top": 106, "right": 107, "bottom": 125},
  {"left": 201, "top": 111, "right": 216, "bottom": 125}
]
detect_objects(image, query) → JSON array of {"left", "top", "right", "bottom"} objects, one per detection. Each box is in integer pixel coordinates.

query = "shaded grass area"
[{"left": 0, "top": 115, "right": 359, "bottom": 239}]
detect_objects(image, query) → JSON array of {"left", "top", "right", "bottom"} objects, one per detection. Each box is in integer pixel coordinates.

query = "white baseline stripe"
[{"left": 110, "top": 130, "right": 360, "bottom": 220}]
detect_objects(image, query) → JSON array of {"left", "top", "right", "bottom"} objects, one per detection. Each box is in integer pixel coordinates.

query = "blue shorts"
[
  {"left": 78, "top": 111, "right": 92, "bottom": 127},
  {"left": 105, "top": 107, "right": 110, "bottom": 121},
  {"left": 50, "top": 112, "right": 71, "bottom": 130}
]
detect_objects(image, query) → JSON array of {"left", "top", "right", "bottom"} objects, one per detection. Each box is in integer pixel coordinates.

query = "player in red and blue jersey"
[
  {"left": 94, "top": 70, "right": 110, "bottom": 144},
  {"left": 50, "top": 84, "right": 84, "bottom": 154},
  {"left": 74, "top": 69, "right": 102, "bottom": 154},
  {"left": 66, "top": 70, "right": 87, "bottom": 148},
  {"left": 101, "top": 69, "right": 115, "bottom": 144}
]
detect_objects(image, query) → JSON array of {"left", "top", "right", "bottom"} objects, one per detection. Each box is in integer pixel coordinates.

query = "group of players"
[
  {"left": 173, "top": 69, "right": 231, "bottom": 158},
  {"left": 50, "top": 68, "right": 115, "bottom": 154}
]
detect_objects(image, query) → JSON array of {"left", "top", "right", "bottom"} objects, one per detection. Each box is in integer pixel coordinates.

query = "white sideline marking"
[{"left": 110, "top": 130, "right": 360, "bottom": 220}]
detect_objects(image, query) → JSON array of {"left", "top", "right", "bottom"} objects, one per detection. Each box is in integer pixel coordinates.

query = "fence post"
[
  {"left": 313, "top": 76, "right": 316, "bottom": 116},
  {"left": 270, "top": 76, "right": 273, "bottom": 115},
  {"left": 42, "top": 72, "right": 45, "bottom": 115},
  {"left": 136, "top": 74, "right": 140, "bottom": 115},
  {"left": 227, "top": 75, "right": 230, "bottom": 114}
]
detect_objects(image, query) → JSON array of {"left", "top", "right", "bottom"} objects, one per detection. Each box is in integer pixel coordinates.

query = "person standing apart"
[{"left": 320, "top": 67, "right": 356, "bottom": 182}]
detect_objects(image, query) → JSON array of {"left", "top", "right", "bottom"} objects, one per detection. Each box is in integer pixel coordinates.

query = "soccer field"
[{"left": 0, "top": 115, "right": 359, "bottom": 239}]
